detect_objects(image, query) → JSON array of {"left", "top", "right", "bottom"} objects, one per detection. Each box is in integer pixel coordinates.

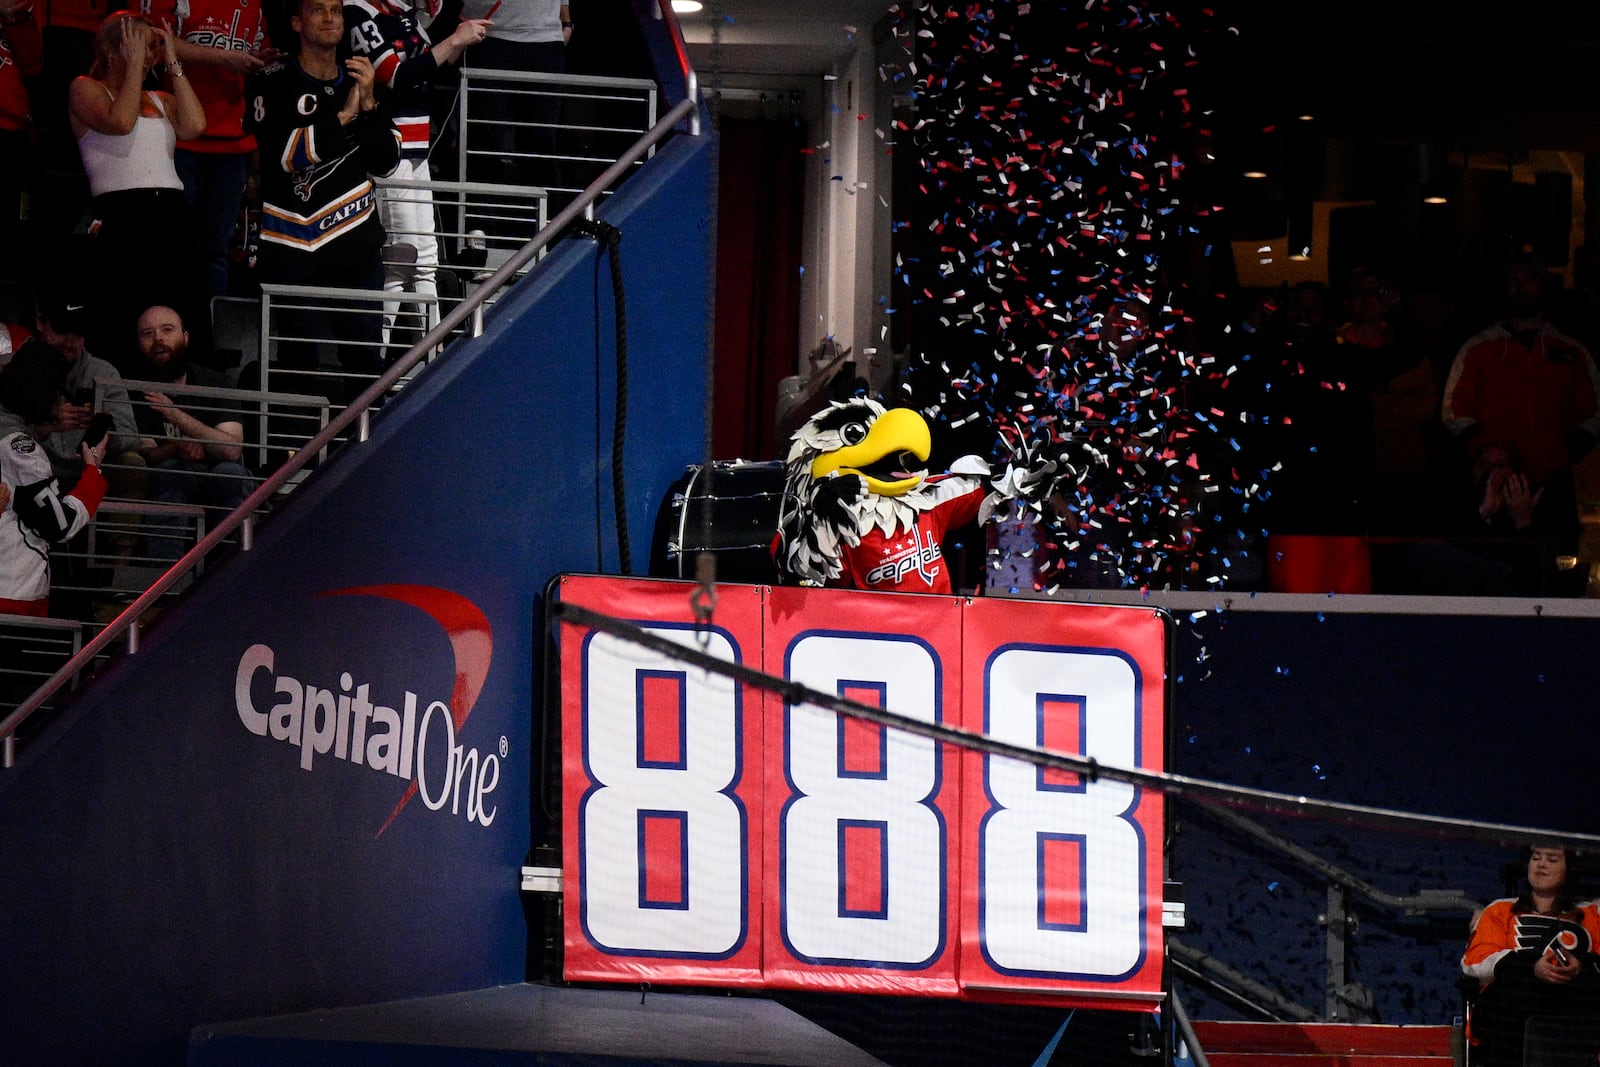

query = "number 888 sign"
[{"left": 559, "top": 577, "right": 1166, "bottom": 1007}]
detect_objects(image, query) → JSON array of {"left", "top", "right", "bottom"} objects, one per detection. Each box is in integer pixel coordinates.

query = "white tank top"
[{"left": 77, "top": 90, "right": 185, "bottom": 198}]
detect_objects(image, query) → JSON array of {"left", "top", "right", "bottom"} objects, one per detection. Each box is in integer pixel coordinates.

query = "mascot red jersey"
[{"left": 773, "top": 398, "right": 1051, "bottom": 593}]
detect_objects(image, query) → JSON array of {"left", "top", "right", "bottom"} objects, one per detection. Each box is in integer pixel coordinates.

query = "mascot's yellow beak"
[{"left": 810, "top": 406, "right": 932, "bottom": 497}]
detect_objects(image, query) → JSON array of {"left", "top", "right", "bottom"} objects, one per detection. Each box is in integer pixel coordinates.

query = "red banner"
[
  {"left": 556, "top": 575, "right": 1167, "bottom": 1007},
  {"left": 957, "top": 596, "right": 1167, "bottom": 1005},
  {"left": 761, "top": 585, "right": 965, "bottom": 996},
  {"left": 559, "top": 576, "right": 766, "bottom": 987}
]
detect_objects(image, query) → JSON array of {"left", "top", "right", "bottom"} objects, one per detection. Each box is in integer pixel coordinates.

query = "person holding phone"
[
  {"left": 1462, "top": 845, "right": 1600, "bottom": 1067},
  {"left": 342, "top": 0, "right": 489, "bottom": 343},
  {"left": 31, "top": 290, "right": 143, "bottom": 495},
  {"left": 0, "top": 339, "right": 108, "bottom": 617}
]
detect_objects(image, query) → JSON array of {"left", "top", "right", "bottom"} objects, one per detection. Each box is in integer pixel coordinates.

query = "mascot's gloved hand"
[
  {"left": 810, "top": 472, "right": 866, "bottom": 533},
  {"left": 994, "top": 456, "right": 1058, "bottom": 500},
  {"left": 982, "top": 431, "right": 1062, "bottom": 523}
]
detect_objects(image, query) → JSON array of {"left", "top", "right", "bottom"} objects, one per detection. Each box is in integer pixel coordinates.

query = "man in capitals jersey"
[
  {"left": 342, "top": 0, "right": 486, "bottom": 340},
  {"left": 243, "top": 0, "right": 399, "bottom": 381}
]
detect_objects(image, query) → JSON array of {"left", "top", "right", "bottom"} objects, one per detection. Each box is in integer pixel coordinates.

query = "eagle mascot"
[{"left": 772, "top": 397, "right": 1056, "bottom": 593}]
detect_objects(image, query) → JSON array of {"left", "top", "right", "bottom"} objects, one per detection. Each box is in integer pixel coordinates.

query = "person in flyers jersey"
[
  {"left": 1462, "top": 844, "right": 1600, "bottom": 1067},
  {"left": 773, "top": 397, "right": 1057, "bottom": 594}
]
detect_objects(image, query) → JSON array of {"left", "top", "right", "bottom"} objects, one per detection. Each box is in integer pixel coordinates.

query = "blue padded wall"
[{"left": 0, "top": 131, "right": 711, "bottom": 1066}]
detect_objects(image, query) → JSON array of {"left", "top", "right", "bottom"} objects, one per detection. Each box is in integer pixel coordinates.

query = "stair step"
[{"left": 1190, "top": 1022, "right": 1454, "bottom": 1063}]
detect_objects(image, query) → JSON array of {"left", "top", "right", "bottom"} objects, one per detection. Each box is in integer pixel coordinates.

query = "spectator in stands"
[
  {"left": 244, "top": 0, "right": 399, "bottom": 399},
  {"left": 0, "top": 337, "right": 108, "bottom": 616},
  {"left": 164, "top": 0, "right": 278, "bottom": 305},
  {"left": 32, "top": 290, "right": 142, "bottom": 488},
  {"left": 128, "top": 304, "right": 250, "bottom": 561},
  {"left": 1, "top": 0, "right": 43, "bottom": 285},
  {"left": 1, "top": 315, "right": 29, "bottom": 358},
  {"left": 1410, "top": 441, "right": 1576, "bottom": 598},
  {"left": 1463, "top": 845, "right": 1600, "bottom": 1067},
  {"left": 68, "top": 10, "right": 207, "bottom": 369},
  {"left": 343, "top": 0, "right": 489, "bottom": 345},
  {"left": 1441, "top": 253, "right": 1600, "bottom": 586},
  {"left": 32, "top": 0, "right": 99, "bottom": 179},
  {"left": 457, "top": 0, "right": 570, "bottom": 242}
]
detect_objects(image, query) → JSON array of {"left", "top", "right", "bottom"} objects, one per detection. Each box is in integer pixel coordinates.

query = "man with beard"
[{"left": 129, "top": 304, "right": 252, "bottom": 562}]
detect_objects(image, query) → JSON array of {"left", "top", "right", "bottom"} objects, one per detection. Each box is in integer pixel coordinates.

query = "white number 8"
[
  {"left": 782, "top": 634, "right": 946, "bottom": 967},
  {"left": 980, "top": 647, "right": 1146, "bottom": 978},
  {"left": 579, "top": 626, "right": 747, "bottom": 958}
]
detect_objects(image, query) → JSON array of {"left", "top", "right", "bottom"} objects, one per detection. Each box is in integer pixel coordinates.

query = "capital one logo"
[{"left": 233, "top": 584, "right": 497, "bottom": 836}]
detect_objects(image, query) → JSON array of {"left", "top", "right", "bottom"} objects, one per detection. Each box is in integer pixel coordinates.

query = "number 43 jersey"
[{"left": 343, "top": 0, "right": 438, "bottom": 161}]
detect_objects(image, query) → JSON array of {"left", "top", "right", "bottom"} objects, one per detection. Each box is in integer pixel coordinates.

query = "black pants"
[
  {"left": 466, "top": 38, "right": 567, "bottom": 241},
  {"left": 255, "top": 236, "right": 386, "bottom": 401}
]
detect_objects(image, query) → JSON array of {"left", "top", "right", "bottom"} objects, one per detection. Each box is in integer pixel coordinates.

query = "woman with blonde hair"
[{"left": 65, "top": 10, "right": 206, "bottom": 368}]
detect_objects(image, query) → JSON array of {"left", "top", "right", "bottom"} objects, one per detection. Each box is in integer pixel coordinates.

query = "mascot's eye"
[{"left": 840, "top": 421, "right": 868, "bottom": 446}]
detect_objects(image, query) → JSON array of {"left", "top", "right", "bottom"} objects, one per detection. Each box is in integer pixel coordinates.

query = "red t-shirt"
[
  {"left": 1, "top": 16, "right": 43, "bottom": 132},
  {"left": 40, "top": 0, "right": 105, "bottom": 33},
  {"left": 160, "top": 0, "right": 267, "bottom": 153}
]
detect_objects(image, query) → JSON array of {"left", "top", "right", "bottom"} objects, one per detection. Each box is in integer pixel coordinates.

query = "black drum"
[{"left": 649, "top": 460, "right": 786, "bottom": 584}]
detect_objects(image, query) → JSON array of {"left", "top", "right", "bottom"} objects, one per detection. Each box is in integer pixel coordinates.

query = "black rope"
[
  {"left": 574, "top": 217, "right": 631, "bottom": 574},
  {"left": 552, "top": 600, "right": 1600, "bottom": 853}
]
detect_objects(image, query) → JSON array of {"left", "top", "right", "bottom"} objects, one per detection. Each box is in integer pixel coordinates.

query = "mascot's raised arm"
[{"left": 772, "top": 397, "right": 1058, "bottom": 593}]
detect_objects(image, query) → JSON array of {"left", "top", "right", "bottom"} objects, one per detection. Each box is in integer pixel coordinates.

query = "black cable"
[{"left": 574, "top": 217, "right": 631, "bottom": 574}]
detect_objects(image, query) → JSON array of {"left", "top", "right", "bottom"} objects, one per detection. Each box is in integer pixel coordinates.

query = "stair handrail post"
[
  {"left": 1168, "top": 989, "right": 1213, "bottom": 1067},
  {"left": 1324, "top": 882, "right": 1348, "bottom": 1020}
]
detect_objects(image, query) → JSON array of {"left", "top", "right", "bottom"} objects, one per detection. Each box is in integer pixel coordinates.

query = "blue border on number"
[
  {"left": 975, "top": 641, "right": 1150, "bottom": 982},
  {"left": 836, "top": 678, "right": 890, "bottom": 780},
  {"left": 576, "top": 619, "right": 751, "bottom": 961},
  {"left": 638, "top": 809, "right": 691, "bottom": 910},
  {"left": 635, "top": 669, "right": 688, "bottom": 771},
  {"left": 1035, "top": 830, "right": 1089, "bottom": 933},
  {"left": 778, "top": 627, "right": 948, "bottom": 971},
  {"left": 837, "top": 818, "right": 891, "bottom": 920}
]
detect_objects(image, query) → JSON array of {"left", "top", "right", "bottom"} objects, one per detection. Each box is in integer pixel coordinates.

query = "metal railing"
[
  {"left": 456, "top": 69, "right": 660, "bottom": 201},
  {"left": 0, "top": 16, "right": 702, "bottom": 766},
  {"left": 0, "top": 614, "right": 84, "bottom": 766},
  {"left": 38, "top": 379, "right": 338, "bottom": 649},
  {"left": 1171, "top": 803, "right": 1483, "bottom": 1022},
  {"left": 46, "top": 500, "right": 208, "bottom": 630},
  {"left": 254, "top": 284, "right": 463, "bottom": 408},
  {"left": 104, "top": 376, "right": 334, "bottom": 479},
  {"left": 375, "top": 175, "right": 551, "bottom": 296}
]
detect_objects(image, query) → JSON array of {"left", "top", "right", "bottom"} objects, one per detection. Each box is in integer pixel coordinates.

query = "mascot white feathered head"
[
  {"left": 774, "top": 398, "right": 955, "bottom": 586},
  {"left": 785, "top": 397, "right": 931, "bottom": 497},
  {"left": 772, "top": 397, "right": 1064, "bottom": 588}
]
